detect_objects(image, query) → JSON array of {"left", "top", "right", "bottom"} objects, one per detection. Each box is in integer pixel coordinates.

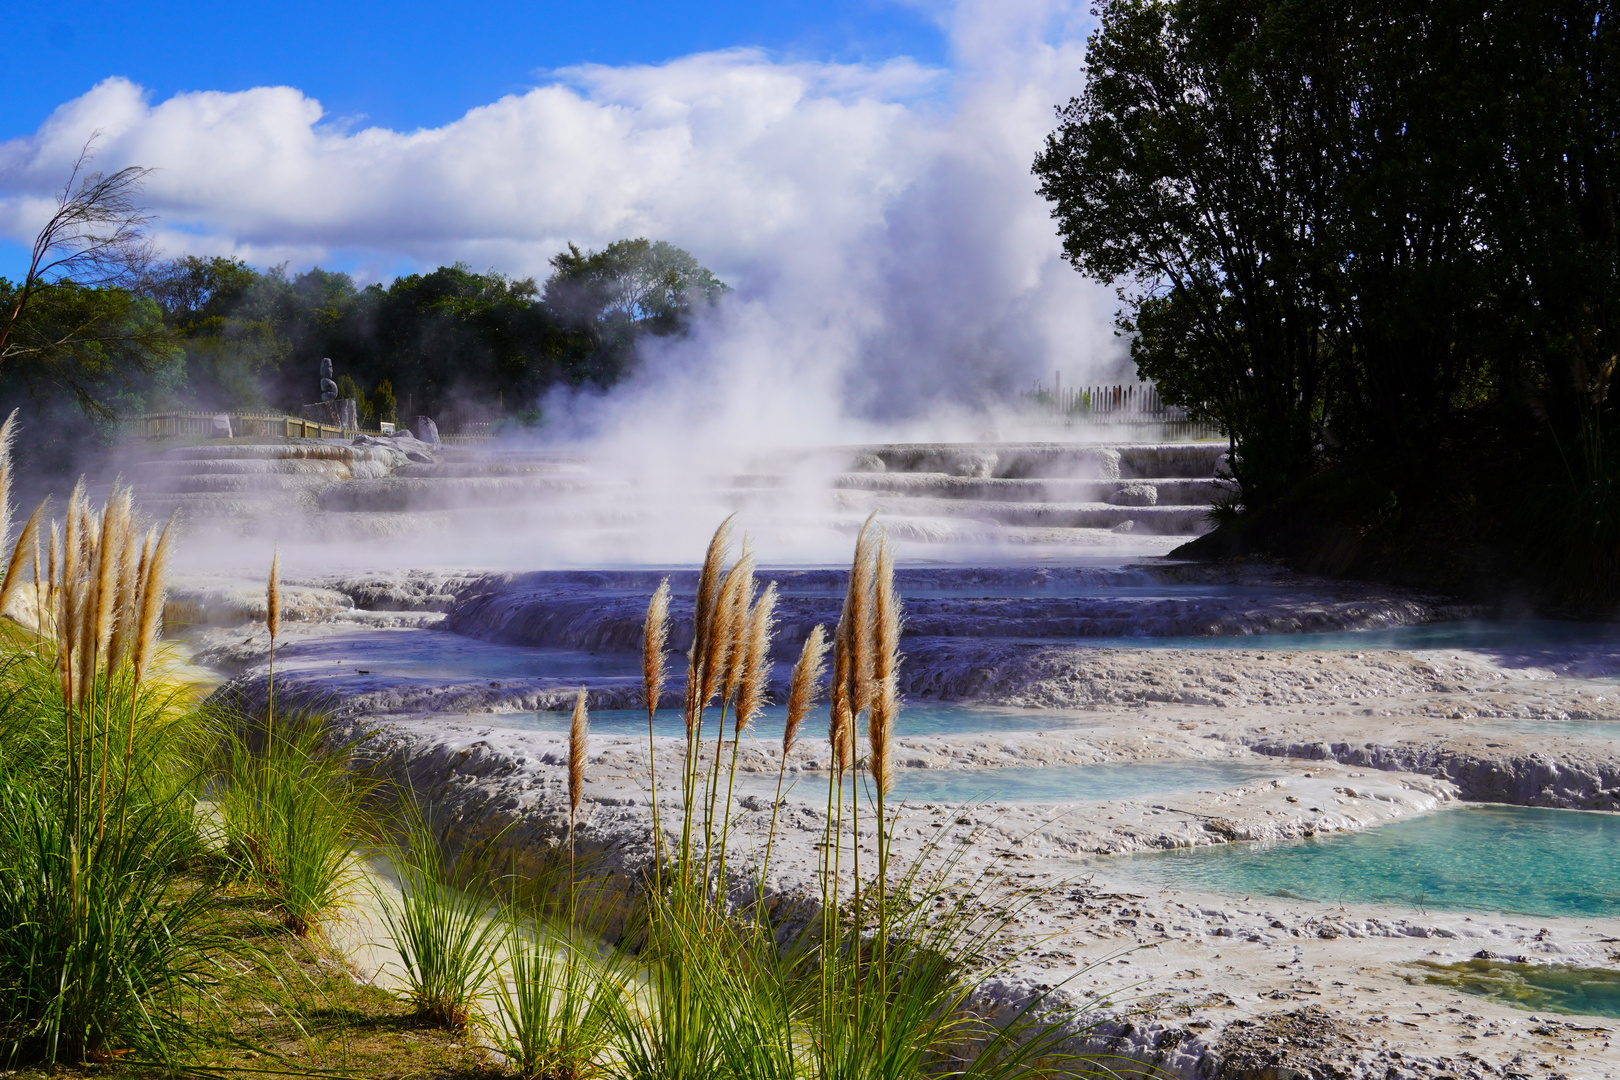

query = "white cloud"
[{"left": 0, "top": 0, "right": 1129, "bottom": 431}]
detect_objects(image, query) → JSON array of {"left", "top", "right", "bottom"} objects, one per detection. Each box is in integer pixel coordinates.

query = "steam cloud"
[{"left": 0, "top": 0, "right": 1146, "bottom": 568}]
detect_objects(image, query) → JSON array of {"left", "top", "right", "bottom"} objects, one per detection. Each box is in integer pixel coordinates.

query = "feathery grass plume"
[
  {"left": 80, "top": 494, "right": 99, "bottom": 571},
  {"left": 691, "top": 515, "right": 736, "bottom": 665},
  {"left": 266, "top": 547, "right": 282, "bottom": 641},
  {"left": 716, "top": 547, "right": 757, "bottom": 709},
  {"left": 701, "top": 543, "right": 753, "bottom": 707},
  {"left": 643, "top": 577, "right": 671, "bottom": 719},
  {"left": 735, "top": 583, "right": 777, "bottom": 735},
  {"left": 828, "top": 634, "right": 852, "bottom": 774},
  {"left": 93, "top": 492, "right": 133, "bottom": 831},
  {"left": 107, "top": 513, "right": 142, "bottom": 671},
  {"left": 76, "top": 551, "right": 98, "bottom": 707},
  {"left": 869, "top": 532, "right": 901, "bottom": 799},
  {"left": 783, "top": 625, "right": 828, "bottom": 760},
  {"left": 568, "top": 686, "right": 588, "bottom": 821},
  {"left": 93, "top": 487, "right": 132, "bottom": 662},
  {"left": 57, "top": 575, "right": 78, "bottom": 706},
  {"left": 0, "top": 502, "right": 45, "bottom": 625},
  {"left": 0, "top": 409, "right": 18, "bottom": 555},
  {"left": 568, "top": 685, "right": 589, "bottom": 887},
  {"left": 641, "top": 576, "right": 672, "bottom": 865},
  {"left": 684, "top": 517, "right": 734, "bottom": 739},
  {"left": 847, "top": 515, "right": 877, "bottom": 717},
  {"left": 46, "top": 521, "right": 59, "bottom": 631},
  {"left": 759, "top": 623, "right": 828, "bottom": 882},
  {"left": 62, "top": 480, "right": 84, "bottom": 601},
  {"left": 266, "top": 547, "right": 281, "bottom": 744},
  {"left": 132, "top": 521, "right": 172, "bottom": 684},
  {"left": 31, "top": 528, "right": 42, "bottom": 631}
]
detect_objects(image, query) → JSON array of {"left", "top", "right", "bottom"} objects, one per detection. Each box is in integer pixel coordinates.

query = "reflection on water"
[
  {"left": 1409, "top": 958, "right": 1620, "bottom": 1019},
  {"left": 1103, "top": 805, "right": 1620, "bottom": 919}
]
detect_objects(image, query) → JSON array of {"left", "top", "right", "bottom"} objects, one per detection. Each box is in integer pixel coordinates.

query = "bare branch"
[{"left": 1, "top": 136, "right": 155, "bottom": 358}]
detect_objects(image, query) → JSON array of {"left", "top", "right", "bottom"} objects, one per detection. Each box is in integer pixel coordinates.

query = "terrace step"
[{"left": 829, "top": 473, "right": 1230, "bottom": 506}]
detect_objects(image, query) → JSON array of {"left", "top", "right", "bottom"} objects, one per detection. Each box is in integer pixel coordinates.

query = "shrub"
[
  {"left": 377, "top": 811, "right": 506, "bottom": 1032},
  {"left": 213, "top": 710, "right": 376, "bottom": 937}
]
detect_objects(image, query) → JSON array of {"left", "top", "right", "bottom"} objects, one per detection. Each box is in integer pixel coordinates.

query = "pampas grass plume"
[
  {"left": 267, "top": 547, "right": 282, "bottom": 640},
  {"left": 869, "top": 532, "right": 901, "bottom": 798},
  {"left": 62, "top": 479, "right": 84, "bottom": 597},
  {"left": 692, "top": 514, "right": 735, "bottom": 664},
  {"left": 784, "top": 624, "right": 828, "bottom": 759},
  {"left": 717, "top": 548, "right": 756, "bottom": 708},
  {"left": 0, "top": 501, "right": 45, "bottom": 625},
  {"left": 703, "top": 543, "right": 753, "bottom": 706},
  {"left": 686, "top": 517, "right": 734, "bottom": 731},
  {"left": 829, "top": 631, "right": 852, "bottom": 773},
  {"left": 46, "top": 520, "right": 59, "bottom": 626},
  {"left": 0, "top": 410, "right": 18, "bottom": 555},
  {"left": 93, "top": 487, "right": 132, "bottom": 661},
  {"left": 107, "top": 513, "right": 141, "bottom": 670},
  {"left": 735, "top": 582, "right": 776, "bottom": 734},
  {"left": 132, "top": 520, "right": 173, "bottom": 685},
  {"left": 568, "top": 686, "right": 589, "bottom": 817},
  {"left": 643, "top": 577, "right": 671, "bottom": 719},
  {"left": 846, "top": 516, "right": 877, "bottom": 716}
]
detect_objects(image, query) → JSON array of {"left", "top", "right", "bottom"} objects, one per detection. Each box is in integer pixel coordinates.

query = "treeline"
[
  {"left": 1035, "top": 0, "right": 1619, "bottom": 609},
  {"left": 0, "top": 236, "right": 726, "bottom": 482},
  {"left": 146, "top": 238, "right": 728, "bottom": 426}
]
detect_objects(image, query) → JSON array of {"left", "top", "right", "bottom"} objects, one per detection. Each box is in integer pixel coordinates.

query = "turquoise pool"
[
  {"left": 875, "top": 760, "right": 1278, "bottom": 804},
  {"left": 489, "top": 702, "right": 1095, "bottom": 741},
  {"left": 749, "top": 759, "right": 1279, "bottom": 805},
  {"left": 1109, "top": 805, "right": 1620, "bottom": 919}
]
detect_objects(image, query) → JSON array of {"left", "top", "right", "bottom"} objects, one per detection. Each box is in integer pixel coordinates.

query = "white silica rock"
[{"left": 1108, "top": 483, "right": 1159, "bottom": 506}]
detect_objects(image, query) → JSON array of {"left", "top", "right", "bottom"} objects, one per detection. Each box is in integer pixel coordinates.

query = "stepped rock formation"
[{"left": 104, "top": 433, "right": 1232, "bottom": 553}]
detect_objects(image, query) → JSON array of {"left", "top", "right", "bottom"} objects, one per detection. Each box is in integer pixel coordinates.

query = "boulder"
[{"left": 1107, "top": 483, "right": 1159, "bottom": 506}]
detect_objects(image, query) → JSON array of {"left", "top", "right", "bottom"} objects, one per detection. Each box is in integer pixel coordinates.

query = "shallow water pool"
[
  {"left": 1040, "top": 618, "right": 1620, "bottom": 652},
  {"left": 1410, "top": 958, "right": 1620, "bottom": 1019},
  {"left": 1495, "top": 718, "right": 1620, "bottom": 740},
  {"left": 1106, "top": 805, "right": 1620, "bottom": 919},
  {"left": 873, "top": 759, "right": 1280, "bottom": 804},
  {"left": 485, "top": 702, "right": 1093, "bottom": 741},
  {"left": 738, "top": 758, "right": 1278, "bottom": 805}
]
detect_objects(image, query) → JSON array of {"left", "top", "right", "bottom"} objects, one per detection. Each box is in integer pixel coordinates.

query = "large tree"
[
  {"left": 1036, "top": 0, "right": 1620, "bottom": 602},
  {"left": 1033, "top": 0, "right": 1353, "bottom": 506}
]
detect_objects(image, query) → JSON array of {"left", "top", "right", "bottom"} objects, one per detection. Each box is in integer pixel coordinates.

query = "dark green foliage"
[
  {"left": 138, "top": 243, "right": 727, "bottom": 426},
  {"left": 1035, "top": 0, "right": 1620, "bottom": 608},
  {"left": 373, "top": 378, "right": 398, "bottom": 425},
  {"left": 0, "top": 278, "right": 182, "bottom": 492}
]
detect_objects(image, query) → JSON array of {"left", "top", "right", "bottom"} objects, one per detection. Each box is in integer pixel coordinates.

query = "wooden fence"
[
  {"left": 132, "top": 411, "right": 353, "bottom": 441},
  {"left": 130, "top": 410, "right": 500, "bottom": 444},
  {"left": 1022, "top": 380, "right": 1224, "bottom": 440}
]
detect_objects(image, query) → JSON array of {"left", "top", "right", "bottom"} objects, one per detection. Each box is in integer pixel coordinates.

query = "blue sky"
[
  {"left": 4, "top": 0, "right": 949, "bottom": 140},
  {"left": 0, "top": 1, "right": 1123, "bottom": 402}
]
